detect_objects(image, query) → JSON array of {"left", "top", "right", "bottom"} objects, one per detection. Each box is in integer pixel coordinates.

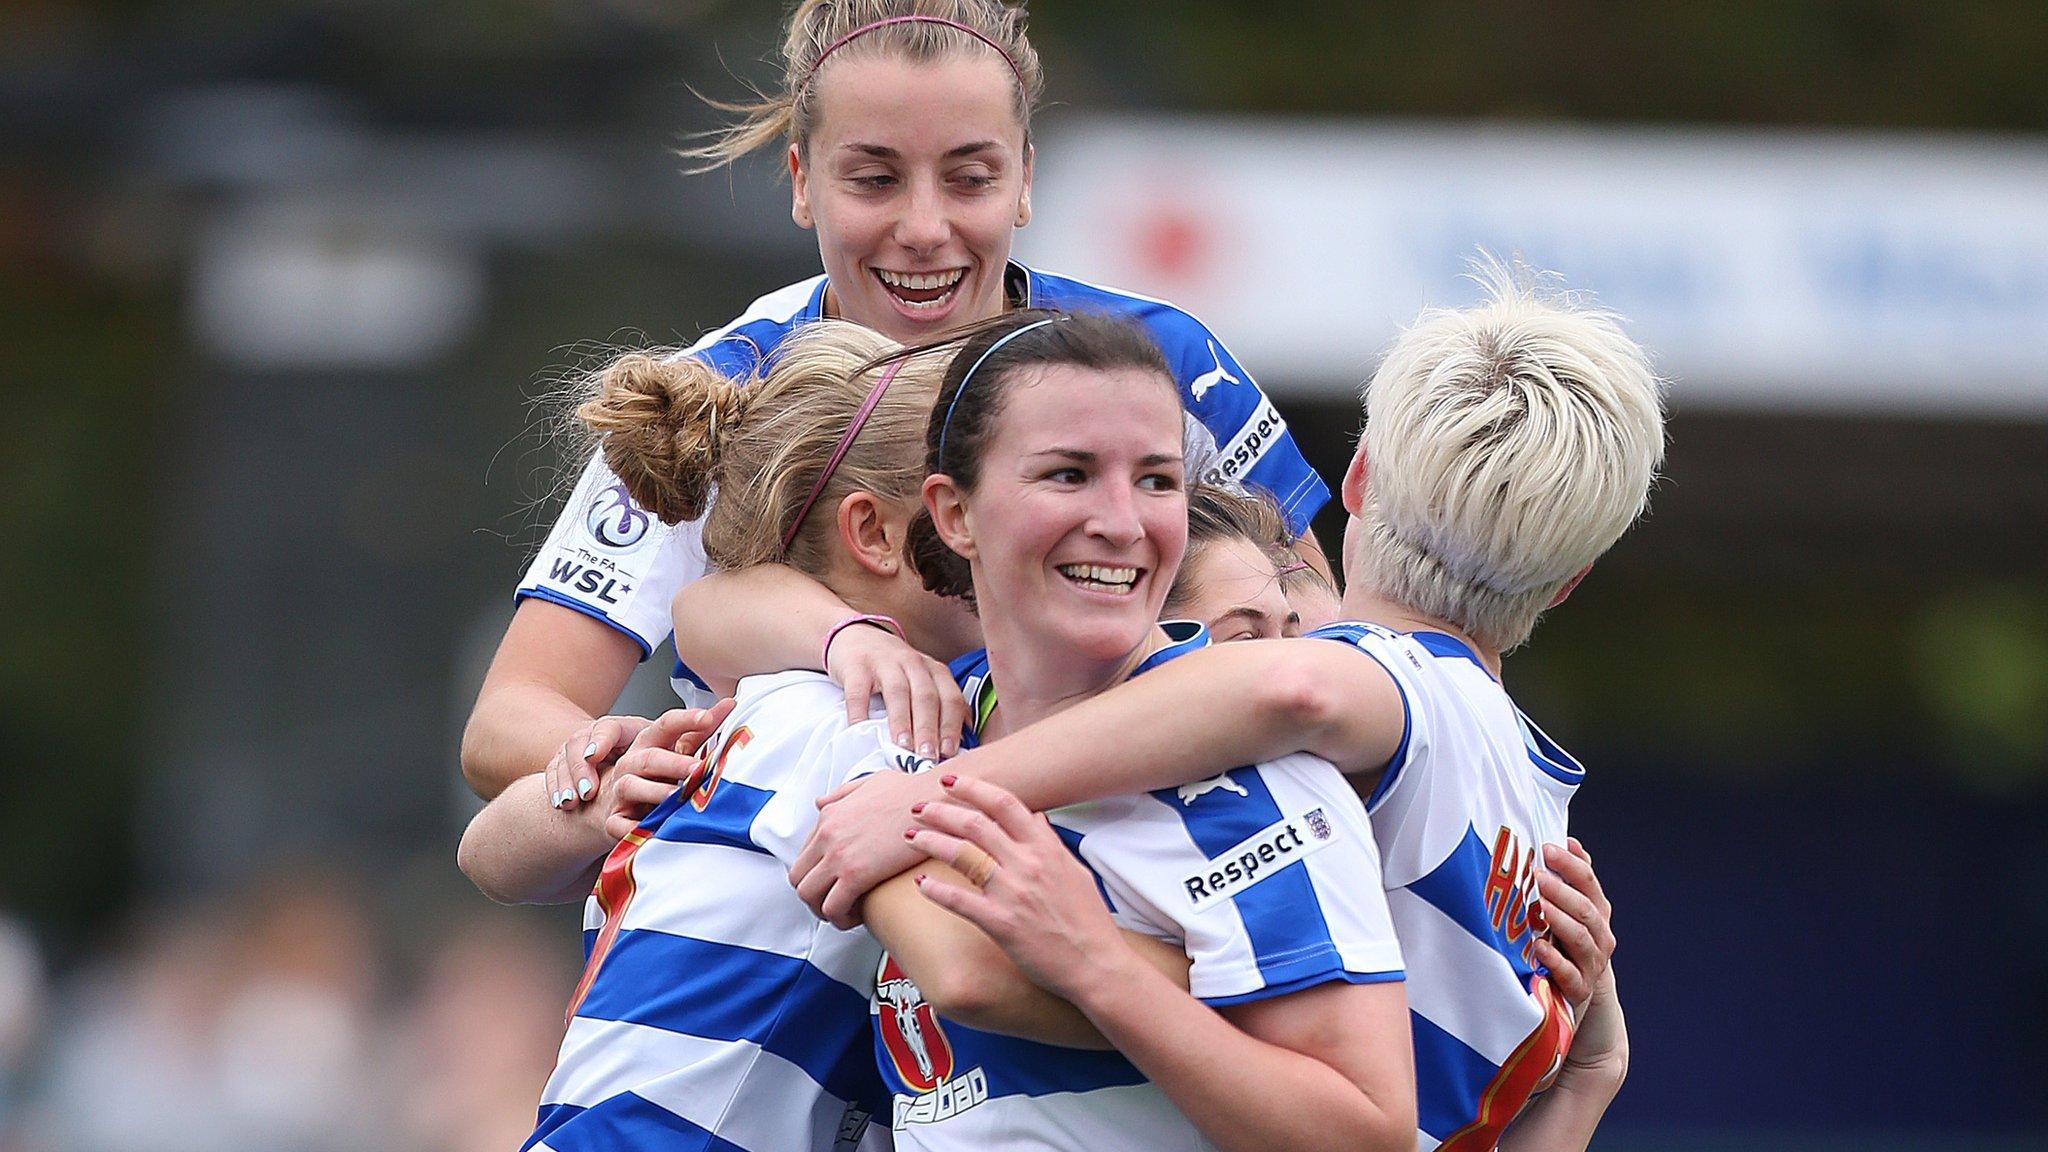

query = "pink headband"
[
  {"left": 798, "top": 15, "right": 1026, "bottom": 95},
  {"left": 784, "top": 359, "right": 909, "bottom": 553}
]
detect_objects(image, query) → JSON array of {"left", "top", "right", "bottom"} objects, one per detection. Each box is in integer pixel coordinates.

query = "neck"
[
  {"left": 1338, "top": 586, "right": 1505, "bottom": 679},
  {"left": 979, "top": 620, "right": 1168, "bottom": 739}
]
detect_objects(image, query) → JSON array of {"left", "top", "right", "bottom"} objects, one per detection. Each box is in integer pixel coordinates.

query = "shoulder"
[
  {"left": 1024, "top": 265, "right": 1231, "bottom": 365},
  {"left": 729, "top": 669, "right": 851, "bottom": 731},
  {"left": 677, "top": 275, "right": 829, "bottom": 378}
]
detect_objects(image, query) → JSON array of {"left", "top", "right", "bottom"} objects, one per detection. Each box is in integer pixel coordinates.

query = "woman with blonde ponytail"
[
  {"left": 465, "top": 0, "right": 1337, "bottom": 814},
  {"left": 460, "top": 323, "right": 1002, "bottom": 1152}
]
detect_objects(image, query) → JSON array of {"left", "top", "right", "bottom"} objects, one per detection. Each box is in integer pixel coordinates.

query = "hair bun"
[{"left": 577, "top": 352, "right": 747, "bottom": 525}]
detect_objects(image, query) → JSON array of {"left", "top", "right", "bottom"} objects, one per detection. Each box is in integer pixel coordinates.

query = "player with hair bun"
[
  {"left": 462, "top": 321, "right": 984, "bottom": 1151},
  {"left": 464, "top": 0, "right": 1334, "bottom": 812},
  {"left": 798, "top": 263, "right": 1662, "bottom": 1151}
]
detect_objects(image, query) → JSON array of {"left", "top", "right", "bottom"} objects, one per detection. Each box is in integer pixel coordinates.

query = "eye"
[
  {"left": 951, "top": 171, "right": 998, "bottom": 191},
  {"left": 1137, "top": 470, "right": 1183, "bottom": 492},
  {"left": 1044, "top": 466, "right": 1086, "bottom": 485},
  {"left": 846, "top": 172, "right": 897, "bottom": 190}
]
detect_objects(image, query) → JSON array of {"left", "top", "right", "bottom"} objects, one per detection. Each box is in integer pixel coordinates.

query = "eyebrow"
[
  {"left": 1027, "top": 448, "right": 1186, "bottom": 467},
  {"left": 838, "top": 140, "right": 1005, "bottom": 161},
  {"left": 1213, "top": 606, "right": 1272, "bottom": 628}
]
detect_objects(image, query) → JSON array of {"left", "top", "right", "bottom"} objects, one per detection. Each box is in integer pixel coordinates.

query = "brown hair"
[
  {"left": 1164, "top": 483, "right": 1294, "bottom": 617},
  {"left": 684, "top": 0, "right": 1045, "bottom": 171},
  {"left": 574, "top": 321, "right": 943, "bottom": 577},
  {"left": 906, "top": 308, "right": 1180, "bottom": 599}
]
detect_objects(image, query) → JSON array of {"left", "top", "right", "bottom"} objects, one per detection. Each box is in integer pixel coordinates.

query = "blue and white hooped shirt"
[
  {"left": 874, "top": 623, "right": 1405, "bottom": 1149},
  {"left": 1308, "top": 620, "right": 1583, "bottom": 1152},
  {"left": 525, "top": 671, "right": 907, "bottom": 1152}
]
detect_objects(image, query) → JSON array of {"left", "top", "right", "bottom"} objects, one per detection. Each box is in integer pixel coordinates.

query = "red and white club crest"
[{"left": 875, "top": 955, "right": 955, "bottom": 1092}]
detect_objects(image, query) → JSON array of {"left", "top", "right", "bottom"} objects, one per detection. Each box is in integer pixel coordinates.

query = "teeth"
[
  {"left": 877, "top": 269, "right": 966, "bottom": 291},
  {"left": 1057, "top": 563, "right": 1138, "bottom": 587}
]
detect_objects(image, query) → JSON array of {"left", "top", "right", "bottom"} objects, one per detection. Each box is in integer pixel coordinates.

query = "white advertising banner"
[{"left": 1018, "top": 118, "right": 2048, "bottom": 414}]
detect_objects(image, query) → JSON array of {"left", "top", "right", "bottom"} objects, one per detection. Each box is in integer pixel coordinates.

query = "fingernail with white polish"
[
  {"left": 577, "top": 778, "right": 595, "bottom": 800},
  {"left": 583, "top": 742, "right": 600, "bottom": 759}
]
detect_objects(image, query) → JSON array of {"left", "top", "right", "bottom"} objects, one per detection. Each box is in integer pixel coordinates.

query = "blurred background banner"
[
  {"left": 1025, "top": 120, "right": 2048, "bottom": 411},
  {"left": 2, "top": 2, "right": 2044, "bottom": 1150}
]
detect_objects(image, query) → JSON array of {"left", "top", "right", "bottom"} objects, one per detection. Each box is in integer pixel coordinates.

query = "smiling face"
[
  {"left": 790, "top": 53, "right": 1031, "bottom": 344},
  {"left": 1175, "top": 536, "right": 1298, "bottom": 642},
  {"left": 932, "top": 363, "right": 1187, "bottom": 678}
]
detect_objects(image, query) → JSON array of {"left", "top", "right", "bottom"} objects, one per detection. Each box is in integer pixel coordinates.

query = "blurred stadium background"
[{"left": 3, "top": 1, "right": 2044, "bottom": 1149}]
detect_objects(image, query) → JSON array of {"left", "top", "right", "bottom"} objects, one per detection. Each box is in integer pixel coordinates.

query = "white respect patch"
[{"left": 1181, "top": 807, "right": 1339, "bottom": 914}]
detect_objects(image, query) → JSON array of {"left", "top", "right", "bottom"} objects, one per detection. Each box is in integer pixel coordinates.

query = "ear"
[
  {"left": 1340, "top": 444, "right": 1369, "bottom": 516},
  {"left": 790, "top": 143, "right": 815, "bottom": 230},
  {"left": 1015, "top": 142, "right": 1034, "bottom": 228},
  {"left": 836, "top": 491, "right": 899, "bottom": 576},
  {"left": 922, "top": 473, "right": 977, "bottom": 561},
  {"left": 1547, "top": 565, "right": 1593, "bottom": 608}
]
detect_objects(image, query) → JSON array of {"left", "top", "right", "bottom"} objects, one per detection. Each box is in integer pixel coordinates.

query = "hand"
[
  {"left": 906, "top": 775, "right": 1130, "bottom": 1002},
  {"left": 1533, "top": 837, "right": 1616, "bottom": 1017},
  {"left": 824, "top": 622, "right": 968, "bottom": 762},
  {"left": 599, "top": 699, "right": 735, "bottom": 840},
  {"left": 792, "top": 770, "right": 948, "bottom": 928},
  {"left": 545, "top": 714, "right": 654, "bottom": 811}
]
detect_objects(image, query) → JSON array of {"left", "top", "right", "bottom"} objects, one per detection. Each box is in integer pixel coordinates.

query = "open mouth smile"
[
  {"left": 874, "top": 267, "right": 967, "bottom": 313},
  {"left": 1056, "top": 563, "right": 1142, "bottom": 596}
]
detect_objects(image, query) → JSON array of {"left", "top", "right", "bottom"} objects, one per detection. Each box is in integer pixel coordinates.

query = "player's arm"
[
  {"left": 458, "top": 771, "right": 613, "bottom": 904},
  {"left": 908, "top": 776, "right": 1415, "bottom": 1152},
  {"left": 459, "top": 705, "right": 730, "bottom": 904},
  {"left": 863, "top": 865, "right": 1191, "bottom": 1050},
  {"left": 1496, "top": 965, "right": 1627, "bottom": 1152},
  {"left": 674, "top": 565, "right": 968, "bottom": 758},
  {"left": 793, "top": 637, "right": 1403, "bottom": 925},
  {"left": 460, "top": 598, "right": 645, "bottom": 800}
]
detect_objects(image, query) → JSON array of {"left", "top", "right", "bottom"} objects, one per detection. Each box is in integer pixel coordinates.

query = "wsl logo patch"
[
  {"left": 584, "top": 483, "right": 653, "bottom": 551},
  {"left": 876, "top": 955, "right": 987, "bottom": 1127},
  {"left": 1182, "top": 807, "right": 1340, "bottom": 914}
]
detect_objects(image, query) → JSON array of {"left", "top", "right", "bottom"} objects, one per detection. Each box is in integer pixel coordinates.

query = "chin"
[{"left": 1051, "top": 614, "right": 1156, "bottom": 667}]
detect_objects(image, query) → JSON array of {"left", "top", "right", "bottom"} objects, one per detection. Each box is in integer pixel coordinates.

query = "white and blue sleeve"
[{"left": 515, "top": 451, "right": 709, "bottom": 659}]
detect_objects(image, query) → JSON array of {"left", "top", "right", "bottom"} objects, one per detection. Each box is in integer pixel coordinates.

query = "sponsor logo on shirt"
[
  {"left": 1211, "top": 397, "right": 1287, "bottom": 483},
  {"left": 584, "top": 483, "right": 654, "bottom": 551},
  {"left": 1181, "top": 808, "right": 1339, "bottom": 913}
]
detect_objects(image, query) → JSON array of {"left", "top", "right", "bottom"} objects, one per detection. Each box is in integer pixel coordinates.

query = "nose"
[
  {"left": 894, "top": 177, "right": 951, "bottom": 255},
  {"left": 1086, "top": 481, "right": 1146, "bottom": 550}
]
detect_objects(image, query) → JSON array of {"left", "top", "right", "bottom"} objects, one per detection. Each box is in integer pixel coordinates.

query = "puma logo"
[
  {"left": 1177, "top": 773, "right": 1250, "bottom": 805},
  {"left": 1189, "top": 341, "right": 1239, "bottom": 402}
]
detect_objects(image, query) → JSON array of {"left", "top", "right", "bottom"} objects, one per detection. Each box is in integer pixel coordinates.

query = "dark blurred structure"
[{"left": 3, "top": 2, "right": 2043, "bottom": 1148}]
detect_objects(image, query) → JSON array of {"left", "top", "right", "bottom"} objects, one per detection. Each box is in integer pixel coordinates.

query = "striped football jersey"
[
  {"left": 525, "top": 670, "right": 906, "bottom": 1152},
  {"left": 1308, "top": 621, "right": 1582, "bottom": 1152},
  {"left": 876, "top": 623, "right": 1405, "bottom": 1149}
]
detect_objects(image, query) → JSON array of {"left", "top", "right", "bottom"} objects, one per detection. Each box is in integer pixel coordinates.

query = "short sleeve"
[
  {"left": 515, "top": 452, "right": 709, "bottom": 659},
  {"left": 1071, "top": 757, "right": 1404, "bottom": 1007},
  {"left": 1155, "top": 313, "right": 1331, "bottom": 534}
]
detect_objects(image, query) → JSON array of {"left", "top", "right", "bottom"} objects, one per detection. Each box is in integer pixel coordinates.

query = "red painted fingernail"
[
  {"left": 914, "top": 874, "right": 928, "bottom": 885},
  {"left": 904, "top": 828, "right": 918, "bottom": 840},
  {"left": 940, "top": 774, "right": 958, "bottom": 787},
  {"left": 911, "top": 802, "right": 926, "bottom": 815}
]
